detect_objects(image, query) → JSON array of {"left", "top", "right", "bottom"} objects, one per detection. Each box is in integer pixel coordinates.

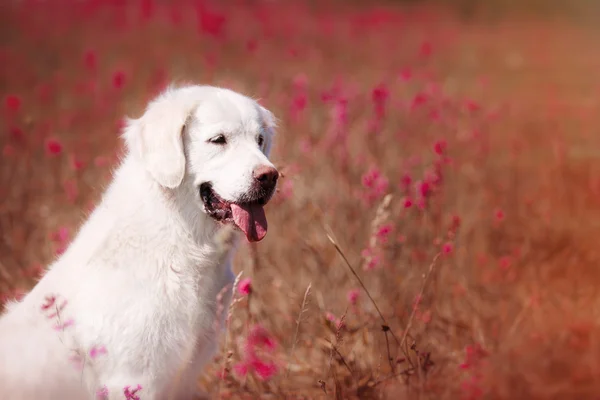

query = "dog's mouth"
[{"left": 200, "top": 183, "right": 272, "bottom": 242}]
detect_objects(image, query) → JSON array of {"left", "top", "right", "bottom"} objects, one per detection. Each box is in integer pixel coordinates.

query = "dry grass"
[{"left": 1, "top": 0, "right": 600, "bottom": 398}]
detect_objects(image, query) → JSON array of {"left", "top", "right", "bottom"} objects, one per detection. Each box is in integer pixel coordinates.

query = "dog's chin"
[{"left": 199, "top": 183, "right": 272, "bottom": 242}]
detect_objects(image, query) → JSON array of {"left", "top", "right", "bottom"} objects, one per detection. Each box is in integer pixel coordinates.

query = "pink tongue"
[{"left": 230, "top": 203, "right": 268, "bottom": 242}]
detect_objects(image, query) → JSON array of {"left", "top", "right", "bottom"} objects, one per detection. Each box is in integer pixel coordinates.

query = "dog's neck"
[{"left": 65, "top": 155, "right": 240, "bottom": 274}]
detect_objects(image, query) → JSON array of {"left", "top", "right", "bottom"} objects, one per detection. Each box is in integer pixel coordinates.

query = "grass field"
[{"left": 1, "top": 1, "right": 600, "bottom": 398}]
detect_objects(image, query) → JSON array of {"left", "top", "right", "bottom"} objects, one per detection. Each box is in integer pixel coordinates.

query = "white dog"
[{"left": 0, "top": 85, "right": 279, "bottom": 399}]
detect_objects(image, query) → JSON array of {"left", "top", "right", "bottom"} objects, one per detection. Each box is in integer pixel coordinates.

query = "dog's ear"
[
  {"left": 258, "top": 105, "right": 277, "bottom": 157},
  {"left": 124, "top": 89, "right": 197, "bottom": 188}
]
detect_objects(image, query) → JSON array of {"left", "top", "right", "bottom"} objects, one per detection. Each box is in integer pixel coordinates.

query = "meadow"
[{"left": 1, "top": 1, "right": 600, "bottom": 398}]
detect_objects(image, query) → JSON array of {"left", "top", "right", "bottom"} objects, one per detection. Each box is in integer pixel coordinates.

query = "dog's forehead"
[{"left": 193, "top": 94, "right": 261, "bottom": 129}]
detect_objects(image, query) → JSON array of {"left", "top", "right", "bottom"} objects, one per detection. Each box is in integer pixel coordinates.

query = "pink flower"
[
  {"left": 411, "top": 92, "right": 428, "bottom": 110},
  {"left": 450, "top": 215, "right": 461, "bottom": 232},
  {"left": 5, "top": 94, "right": 21, "bottom": 113},
  {"left": 236, "top": 325, "right": 279, "bottom": 381},
  {"left": 89, "top": 345, "right": 107, "bottom": 359},
  {"left": 416, "top": 180, "right": 430, "bottom": 198},
  {"left": 371, "top": 83, "right": 389, "bottom": 118},
  {"left": 41, "top": 295, "right": 57, "bottom": 311},
  {"left": 402, "top": 197, "right": 413, "bottom": 208},
  {"left": 196, "top": 4, "right": 227, "bottom": 37},
  {"left": 499, "top": 256, "right": 511, "bottom": 270},
  {"left": 365, "top": 254, "right": 381, "bottom": 271},
  {"left": 83, "top": 49, "right": 97, "bottom": 71},
  {"left": 112, "top": 70, "right": 127, "bottom": 90},
  {"left": 419, "top": 41, "right": 433, "bottom": 58},
  {"left": 96, "top": 385, "right": 109, "bottom": 399},
  {"left": 361, "top": 167, "right": 388, "bottom": 204},
  {"left": 250, "top": 358, "right": 278, "bottom": 380},
  {"left": 292, "top": 73, "right": 308, "bottom": 91},
  {"left": 246, "top": 325, "right": 277, "bottom": 351},
  {"left": 54, "top": 318, "right": 74, "bottom": 331},
  {"left": 399, "top": 68, "right": 412, "bottom": 81},
  {"left": 494, "top": 208, "right": 505, "bottom": 222},
  {"left": 347, "top": 289, "right": 360, "bottom": 305},
  {"left": 238, "top": 278, "right": 252, "bottom": 296},
  {"left": 123, "top": 384, "right": 142, "bottom": 400},
  {"left": 465, "top": 99, "right": 480, "bottom": 113},
  {"left": 233, "top": 362, "right": 249, "bottom": 377},
  {"left": 375, "top": 224, "right": 393, "bottom": 243},
  {"left": 442, "top": 242, "right": 454, "bottom": 255},
  {"left": 399, "top": 173, "right": 412, "bottom": 192},
  {"left": 46, "top": 138, "right": 63, "bottom": 155},
  {"left": 433, "top": 139, "right": 447, "bottom": 155}
]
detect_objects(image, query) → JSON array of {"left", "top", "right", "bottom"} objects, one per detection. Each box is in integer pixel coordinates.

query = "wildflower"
[
  {"left": 70, "top": 156, "right": 85, "bottom": 171},
  {"left": 112, "top": 70, "right": 127, "bottom": 90},
  {"left": 399, "top": 68, "right": 412, "bottom": 81},
  {"left": 83, "top": 49, "right": 97, "bottom": 71},
  {"left": 442, "top": 242, "right": 454, "bottom": 255},
  {"left": 433, "top": 139, "right": 447, "bottom": 155},
  {"left": 5, "top": 94, "right": 21, "bottom": 113},
  {"left": 420, "top": 309, "right": 432, "bottom": 323},
  {"left": 46, "top": 138, "right": 63, "bottom": 155},
  {"left": 410, "top": 92, "right": 428, "bottom": 110},
  {"left": 416, "top": 180, "right": 430, "bottom": 198},
  {"left": 465, "top": 99, "right": 480, "bottom": 113},
  {"left": 96, "top": 386, "right": 109, "bottom": 399},
  {"left": 52, "top": 227, "right": 70, "bottom": 243},
  {"left": 41, "top": 295, "right": 57, "bottom": 311},
  {"left": 361, "top": 167, "right": 388, "bottom": 204},
  {"left": 325, "top": 312, "right": 336, "bottom": 323},
  {"left": 459, "top": 344, "right": 488, "bottom": 370},
  {"left": 375, "top": 224, "right": 393, "bottom": 243},
  {"left": 196, "top": 4, "right": 226, "bottom": 37},
  {"left": 292, "top": 73, "right": 308, "bottom": 91},
  {"left": 450, "top": 214, "right": 461, "bottom": 233},
  {"left": 399, "top": 173, "right": 412, "bottom": 192},
  {"left": 251, "top": 358, "right": 278, "bottom": 380},
  {"left": 494, "top": 208, "right": 505, "bottom": 222},
  {"left": 233, "top": 362, "right": 248, "bottom": 377},
  {"left": 236, "top": 325, "right": 279, "bottom": 381},
  {"left": 347, "top": 288, "right": 360, "bottom": 305},
  {"left": 246, "top": 325, "right": 277, "bottom": 351},
  {"left": 499, "top": 256, "right": 511, "bottom": 270},
  {"left": 402, "top": 197, "right": 413, "bottom": 208},
  {"left": 419, "top": 41, "right": 433, "bottom": 58},
  {"left": 89, "top": 345, "right": 107, "bottom": 359},
  {"left": 10, "top": 126, "right": 23, "bottom": 141},
  {"left": 238, "top": 278, "right": 252, "bottom": 296},
  {"left": 54, "top": 318, "right": 74, "bottom": 331},
  {"left": 123, "top": 384, "right": 142, "bottom": 400}
]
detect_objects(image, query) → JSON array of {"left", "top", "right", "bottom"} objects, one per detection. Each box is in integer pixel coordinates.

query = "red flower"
[
  {"left": 5, "top": 95, "right": 21, "bottom": 113},
  {"left": 46, "top": 138, "right": 63, "bottom": 155},
  {"left": 238, "top": 278, "right": 252, "bottom": 296}
]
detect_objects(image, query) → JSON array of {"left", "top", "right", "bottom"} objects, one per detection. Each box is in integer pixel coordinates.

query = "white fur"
[{"left": 0, "top": 85, "right": 278, "bottom": 399}]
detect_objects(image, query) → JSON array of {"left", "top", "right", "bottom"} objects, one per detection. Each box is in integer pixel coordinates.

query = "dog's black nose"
[{"left": 253, "top": 165, "right": 279, "bottom": 192}]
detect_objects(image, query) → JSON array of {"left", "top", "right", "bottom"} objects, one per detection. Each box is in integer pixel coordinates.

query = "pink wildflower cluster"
[
  {"left": 238, "top": 277, "right": 252, "bottom": 296},
  {"left": 361, "top": 167, "right": 388, "bottom": 205},
  {"left": 233, "top": 325, "right": 279, "bottom": 381},
  {"left": 50, "top": 226, "right": 71, "bottom": 256},
  {"left": 459, "top": 344, "right": 488, "bottom": 400},
  {"left": 123, "top": 384, "right": 142, "bottom": 400}
]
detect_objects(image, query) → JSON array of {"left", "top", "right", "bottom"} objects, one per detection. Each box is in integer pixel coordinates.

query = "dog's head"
[{"left": 124, "top": 85, "right": 278, "bottom": 242}]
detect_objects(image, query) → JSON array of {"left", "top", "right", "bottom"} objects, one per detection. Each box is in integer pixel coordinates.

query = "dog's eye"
[
  {"left": 209, "top": 135, "right": 227, "bottom": 145},
  {"left": 257, "top": 135, "right": 264, "bottom": 147}
]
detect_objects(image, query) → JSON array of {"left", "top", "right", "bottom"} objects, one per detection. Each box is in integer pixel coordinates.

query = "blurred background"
[{"left": 1, "top": 0, "right": 600, "bottom": 398}]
